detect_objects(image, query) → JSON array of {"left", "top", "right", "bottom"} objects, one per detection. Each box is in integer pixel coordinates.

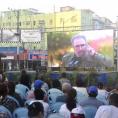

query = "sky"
[{"left": 0, "top": 0, "right": 118, "bottom": 23}]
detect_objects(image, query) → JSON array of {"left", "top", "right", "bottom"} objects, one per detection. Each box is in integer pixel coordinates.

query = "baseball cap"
[
  {"left": 34, "top": 80, "right": 44, "bottom": 90},
  {"left": 71, "top": 107, "right": 85, "bottom": 118},
  {"left": 87, "top": 86, "right": 98, "bottom": 94}
]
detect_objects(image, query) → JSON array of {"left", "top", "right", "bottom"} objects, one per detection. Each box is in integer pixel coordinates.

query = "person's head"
[
  {"left": 66, "top": 88, "right": 77, "bottom": 111},
  {"left": 28, "top": 101, "right": 44, "bottom": 118},
  {"left": 87, "top": 85, "right": 98, "bottom": 97},
  {"left": 75, "top": 75, "right": 86, "bottom": 87},
  {"left": 61, "top": 72, "right": 67, "bottom": 78},
  {"left": 71, "top": 35, "right": 87, "bottom": 57},
  {"left": 21, "top": 69, "right": 27, "bottom": 75},
  {"left": 97, "top": 82, "right": 104, "bottom": 89},
  {"left": 109, "top": 93, "right": 118, "bottom": 107},
  {"left": 20, "top": 70, "right": 31, "bottom": 89},
  {"left": 35, "top": 73, "right": 45, "bottom": 81},
  {"left": 51, "top": 79, "right": 61, "bottom": 90},
  {"left": 115, "top": 84, "right": 118, "bottom": 89},
  {"left": 34, "top": 80, "right": 44, "bottom": 90},
  {"left": 7, "top": 81, "right": 15, "bottom": 96},
  {"left": 0, "top": 82, "right": 8, "bottom": 98},
  {"left": 34, "top": 88, "right": 45, "bottom": 100},
  {"left": 62, "top": 83, "right": 72, "bottom": 95}
]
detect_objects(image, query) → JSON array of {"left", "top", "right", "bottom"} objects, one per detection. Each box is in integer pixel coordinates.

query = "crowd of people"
[{"left": 0, "top": 70, "right": 118, "bottom": 118}]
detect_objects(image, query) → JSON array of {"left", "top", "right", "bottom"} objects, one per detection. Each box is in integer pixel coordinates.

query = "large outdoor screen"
[{"left": 48, "top": 29, "right": 114, "bottom": 68}]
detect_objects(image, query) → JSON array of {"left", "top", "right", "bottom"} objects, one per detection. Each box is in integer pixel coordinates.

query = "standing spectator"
[
  {"left": 59, "top": 88, "right": 85, "bottom": 118},
  {"left": 34, "top": 88, "right": 50, "bottom": 118},
  {"left": 27, "top": 79, "right": 44, "bottom": 100},
  {"left": 19, "top": 69, "right": 31, "bottom": 89},
  {"left": 79, "top": 85, "right": 104, "bottom": 108},
  {"left": 0, "top": 83, "right": 19, "bottom": 113},
  {"left": 7, "top": 81, "right": 24, "bottom": 106},
  {"left": 56, "top": 82, "right": 72, "bottom": 103},
  {"left": 95, "top": 93, "right": 118, "bottom": 118},
  {"left": 59, "top": 72, "right": 70, "bottom": 85}
]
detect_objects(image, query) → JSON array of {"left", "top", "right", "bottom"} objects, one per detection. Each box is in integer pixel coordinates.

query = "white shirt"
[
  {"left": 98, "top": 89, "right": 108, "bottom": 98},
  {"left": 97, "top": 89, "right": 109, "bottom": 104},
  {"left": 95, "top": 105, "right": 118, "bottom": 118},
  {"left": 73, "top": 86, "right": 88, "bottom": 96}
]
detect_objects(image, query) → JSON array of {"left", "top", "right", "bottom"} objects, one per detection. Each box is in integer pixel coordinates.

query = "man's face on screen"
[{"left": 73, "top": 38, "right": 87, "bottom": 57}]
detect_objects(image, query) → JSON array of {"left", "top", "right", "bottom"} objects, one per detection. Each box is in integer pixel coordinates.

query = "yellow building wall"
[
  {"left": 0, "top": 10, "right": 81, "bottom": 31},
  {"left": 45, "top": 10, "right": 81, "bottom": 31}
]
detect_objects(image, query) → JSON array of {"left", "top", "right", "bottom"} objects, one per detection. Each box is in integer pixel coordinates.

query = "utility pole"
[
  {"left": 8, "top": 8, "right": 21, "bottom": 70},
  {"left": 0, "top": 12, "right": 3, "bottom": 41},
  {"left": 53, "top": 5, "right": 56, "bottom": 31},
  {"left": 39, "top": 20, "right": 45, "bottom": 67},
  {"left": 15, "top": 10, "right": 21, "bottom": 70}
]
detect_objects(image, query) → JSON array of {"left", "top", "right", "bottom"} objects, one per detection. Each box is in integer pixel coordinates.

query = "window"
[
  {"left": 19, "top": 22, "right": 21, "bottom": 26},
  {"left": 49, "top": 19, "right": 53, "bottom": 25},
  {"left": 33, "top": 21, "right": 36, "bottom": 25},
  {"left": 60, "top": 18, "right": 63, "bottom": 23},
  {"left": 26, "top": 21, "right": 30, "bottom": 25},
  {"left": 71, "top": 15, "right": 77, "bottom": 22}
]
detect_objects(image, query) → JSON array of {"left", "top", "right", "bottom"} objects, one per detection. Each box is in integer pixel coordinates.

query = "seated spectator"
[
  {"left": 59, "top": 72, "right": 70, "bottom": 85},
  {"left": 0, "top": 82, "right": 19, "bottom": 113},
  {"left": 59, "top": 88, "right": 85, "bottom": 118},
  {"left": 97, "top": 82, "right": 108, "bottom": 96},
  {"left": 95, "top": 93, "right": 118, "bottom": 118},
  {"left": 27, "top": 80, "right": 44, "bottom": 100},
  {"left": 109, "top": 84, "right": 118, "bottom": 94},
  {"left": 73, "top": 75, "right": 88, "bottom": 96},
  {"left": 26, "top": 88, "right": 50, "bottom": 118},
  {"left": 7, "top": 81, "right": 24, "bottom": 107},
  {"left": 51, "top": 79, "right": 62, "bottom": 90},
  {"left": 79, "top": 85, "right": 104, "bottom": 108},
  {"left": 73, "top": 76, "right": 88, "bottom": 103},
  {"left": 35, "top": 73, "right": 49, "bottom": 92},
  {"left": 19, "top": 69, "right": 31, "bottom": 89},
  {"left": 34, "top": 88, "right": 50, "bottom": 118},
  {"left": 104, "top": 84, "right": 114, "bottom": 100},
  {"left": 0, "top": 74, "right": 4, "bottom": 83},
  {"left": 97, "top": 82, "right": 108, "bottom": 104},
  {"left": 48, "top": 86, "right": 64, "bottom": 112},
  {"left": 34, "top": 80, "right": 44, "bottom": 90},
  {"left": 56, "top": 82, "right": 72, "bottom": 103},
  {"left": 15, "top": 83, "right": 29, "bottom": 101},
  {"left": 28, "top": 101, "right": 44, "bottom": 118}
]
